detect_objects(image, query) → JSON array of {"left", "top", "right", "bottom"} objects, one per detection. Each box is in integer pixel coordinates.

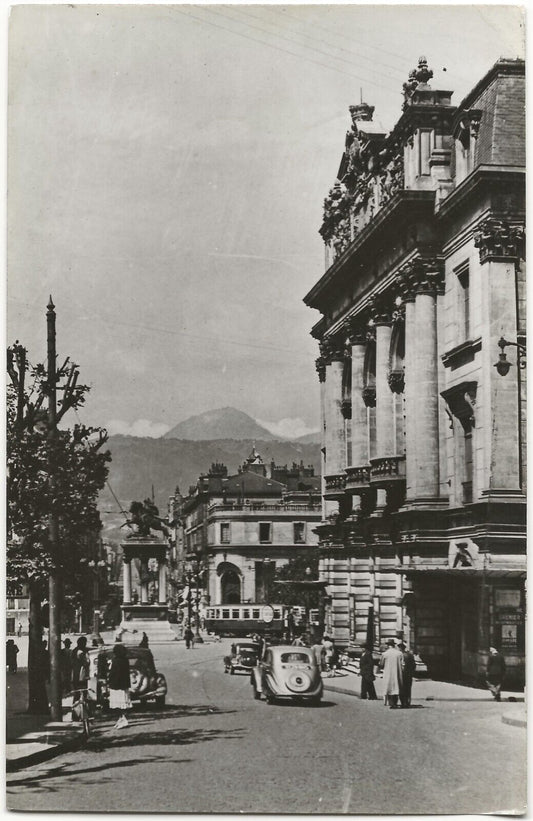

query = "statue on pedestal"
[{"left": 121, "top": 499, "right": 169, "bottom": 538}]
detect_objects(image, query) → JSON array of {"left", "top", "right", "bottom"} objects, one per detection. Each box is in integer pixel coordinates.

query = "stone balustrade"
[{"left": 369, "top": 455, "right": 406, "bottom": 485}]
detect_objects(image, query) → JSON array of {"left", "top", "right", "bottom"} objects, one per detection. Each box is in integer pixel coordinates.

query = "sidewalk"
[
  {"left": 6, "top": 671, "right": 85, "bottom": 772},
  {"left": 322, "top": 669, "right": 526, "bottom": 726}
]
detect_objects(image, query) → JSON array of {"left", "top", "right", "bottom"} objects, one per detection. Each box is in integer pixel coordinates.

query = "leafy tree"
[
  {"left": 7, "top": 342, "right": 110, "bottom": 713},
  {"left": 270, "top": 553, "right": 321, "bottom": 610}
]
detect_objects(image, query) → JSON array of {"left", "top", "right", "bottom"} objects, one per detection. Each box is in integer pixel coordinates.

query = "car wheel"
[
  {"left": 155, "top": 695, "right": 166, "bottom": 707},
  {"left": 230, "top": 667, "right": 235, "bottom": 675},
  {"left": 252, "top": 682, "right": 261, "bottom": 700},
  {"left": 224, "top": 667, "right": 228, "bottom": 673}
]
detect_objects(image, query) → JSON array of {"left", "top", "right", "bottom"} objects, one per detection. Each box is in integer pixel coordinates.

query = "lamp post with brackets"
[{"left": 494, "top": 336, "right": 526, "bottom": 376}]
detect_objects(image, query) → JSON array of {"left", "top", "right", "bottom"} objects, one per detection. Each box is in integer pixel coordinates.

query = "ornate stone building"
[
  {"left": 173, "top": 448, "right": 322, "bottom": 608},
  {"left": 304, "top": 57, "right": 525, "bottom": 686}
]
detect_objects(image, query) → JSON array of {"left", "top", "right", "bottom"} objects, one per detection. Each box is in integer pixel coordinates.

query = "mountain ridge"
[{"left": 163, "top": 406, "right": 277, "bottom": 441}]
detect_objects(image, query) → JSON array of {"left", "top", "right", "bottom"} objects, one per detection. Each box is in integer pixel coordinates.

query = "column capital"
[
  {"left": 345, "top": 317, "right": 367, "bottom": 346},
  {"left": 474, "top": 217, "right": 525, "bottom": 264},
  {"left": 367, "top": 294, "right": 393, "bottom": 326},
  {"left": 398, "top": 257, "right": 445, "bottom": 299},
  {"left": 321, "top": 338, "right": 346, "bottom": 363}
]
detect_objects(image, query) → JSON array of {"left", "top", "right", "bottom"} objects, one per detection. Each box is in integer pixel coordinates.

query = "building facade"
[
  {"left": 304, "top": 57, "right": 525, "bottom": 686},
  {"left": 173, "top": 448, "right": 322, "bottom": 609}
]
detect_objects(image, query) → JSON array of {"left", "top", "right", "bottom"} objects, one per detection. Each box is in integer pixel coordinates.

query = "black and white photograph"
[{"left": 6, "top": 3, "right": 526, "bottom": 815}]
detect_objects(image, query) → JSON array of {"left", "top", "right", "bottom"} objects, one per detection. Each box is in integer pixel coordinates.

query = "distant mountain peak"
[{"left": 163, "top": 407, "right": 278, "bottom": 441}]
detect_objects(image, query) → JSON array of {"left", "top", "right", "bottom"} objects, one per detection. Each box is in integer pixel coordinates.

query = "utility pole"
[
  {"left": 47, "top": 297, "right": 62, "bottom": 721},
  {"left": 194, "top": 562, "right": 204, "bottom": 644}
]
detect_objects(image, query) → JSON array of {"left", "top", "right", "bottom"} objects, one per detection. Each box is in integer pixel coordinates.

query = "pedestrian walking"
[
  {"left": 6, "top": 639, "right": 19, "bottom": 673},
  {"left": 322, "top": 635, "right": 335, "bottom": 676},
  {"left": 17, "top": 622, "right": 22, "bottom": 637},
  {"left": 311, "top": 637, "right": 325, "bottom": 671},
  {"left": 379, "top": 638, "right": 403, "bottom": 708},
  {"left": 61, "top": 638, "right": 73, "bottom": 695},
  {"left": 139, "top": 632, "right": 149, "bottom": 648},
  {"left": 40, "top": 640, "right": 50, "bottom": 682},
  {"left": 108, "top": 643, "right": 132, "bottom": 729},
  {"left": 486, "top": 646, "right": 506, "bottom": 701},
  {"left": 359, "top": 642, "right": 377, "bottom": 700},
  {"left": 398, "top": 642, "right": 416, "bottom": 708},
  {"left": 184, "top": 626, "right": 194, "bottom": 649},
  {"left": 72, "top": 636, "right": 89, "bottom": 689}
]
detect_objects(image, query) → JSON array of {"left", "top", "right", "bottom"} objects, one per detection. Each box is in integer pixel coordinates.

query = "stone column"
[
  {"left": 158, "top": 560, "right": 167, "bottom": 605},
  {"left": 123, "top": 558, "right": 132, "bottom": 604},
  {"left": 403, "top": 297, "right": 417, "bottom": 501},
  {"left": 316, "top": 355, "right": 327, "bottom": 519},
  {"left": 349, "top": 324, "right": 368, "bottom": 467},
  {"left": 401, "top": 258, "right": 444, "bottom": 504},
  {"left": 324, "top": 346, "right": 346, "bottom": 476},
  {"left": 475, "top": 218, "right": 524, "bottom": 494},
  {"left": 140, "top": 559, "right": 149, "bottom": 604},
  {"left": 374, "top": 313, "right": 394, "bottom": 509},
  {"left": 413, "top": 280, "right": 441, "bottom": 499}
]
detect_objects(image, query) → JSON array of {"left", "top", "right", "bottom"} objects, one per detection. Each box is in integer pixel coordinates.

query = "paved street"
[{"left": 7, "top": 641, "right": 525, "bottom": 815}]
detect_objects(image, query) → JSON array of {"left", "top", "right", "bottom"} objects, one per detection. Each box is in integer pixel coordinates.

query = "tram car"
[{"left": 204, "top": 603, "right": 286, "bottom": 637}]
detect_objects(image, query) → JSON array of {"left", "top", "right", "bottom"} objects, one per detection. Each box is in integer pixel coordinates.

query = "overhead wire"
[
  {"left": 226, "top": 4, "right": 407, "bottom": 83},
  {"left": 172, "top": 6, "right": 399, "bottom": 94}
]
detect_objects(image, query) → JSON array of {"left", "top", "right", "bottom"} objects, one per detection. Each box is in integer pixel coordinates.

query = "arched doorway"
[{"left": 221, "top": 568, "right": 241, "bottom": 604}]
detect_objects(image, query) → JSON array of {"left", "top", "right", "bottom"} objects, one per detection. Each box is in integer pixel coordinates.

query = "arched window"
[{"left": 221, "top": 568, "right": 241, "bottom": 604}]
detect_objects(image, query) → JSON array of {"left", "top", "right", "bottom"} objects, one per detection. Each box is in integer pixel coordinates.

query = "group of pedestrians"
[{"left": 358, "top": 639, "right": 416, "bottom": 707}]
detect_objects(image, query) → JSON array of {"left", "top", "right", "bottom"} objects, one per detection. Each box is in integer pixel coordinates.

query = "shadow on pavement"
[
  {"left": 7, "top": 756, "right": 177, "bottom": 793},
  {"left": 87, "top": 726, "right": 246, "bottom": 752}
]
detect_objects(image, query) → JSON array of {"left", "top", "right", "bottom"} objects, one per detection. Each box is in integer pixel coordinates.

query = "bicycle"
[{"left": 70, "top": 687, "right": 92, "bottom": 740}]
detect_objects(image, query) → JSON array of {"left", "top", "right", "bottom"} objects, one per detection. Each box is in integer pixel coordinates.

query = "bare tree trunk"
[{"left": 27, "top": 581, "right": 49, "bottom": 715}]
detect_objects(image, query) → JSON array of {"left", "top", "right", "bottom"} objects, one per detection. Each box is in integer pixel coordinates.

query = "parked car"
[
  {"left": 88, "top": 646, "right": 167, "bottom": 708},
  {"left": 251, "top": 645, "right": 323, "bottom": 705},
  {"left": 224, "top": 641, "right": 260, "bottom": 674}
]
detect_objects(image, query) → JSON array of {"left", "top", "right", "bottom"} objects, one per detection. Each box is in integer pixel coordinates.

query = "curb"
[
  {"left": 502, "top": 712, "right": 527, "bottom": 728},
  {"left": 323, "top": 681, "right": 525, "bottom": 704},
  {"left": 6, "top": 727, "right": 86, "bottom": 772}
]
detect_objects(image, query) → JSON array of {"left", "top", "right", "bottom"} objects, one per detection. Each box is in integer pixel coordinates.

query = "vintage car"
[
  {"left": 251, "top": 645, "right": 323, "bottom": 704},
  {"left": 224, "top": 641, "right": 260, "bottom": 674},
  {"left": 88, "top": 646, "right": 167, "bottom": 708}
]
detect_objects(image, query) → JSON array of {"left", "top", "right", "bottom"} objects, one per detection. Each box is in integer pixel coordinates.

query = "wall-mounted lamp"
[{"left": 494, "top": 336, "right": 526, "bottom": 376}]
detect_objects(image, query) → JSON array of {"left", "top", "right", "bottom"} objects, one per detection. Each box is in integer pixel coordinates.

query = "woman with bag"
[{"left": 108, "top": 643, "right": 132, "bottom": 729}]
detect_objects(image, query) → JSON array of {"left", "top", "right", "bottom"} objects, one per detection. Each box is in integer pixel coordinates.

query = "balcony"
[
  {"left": 324, "top": 472, "right": 347, "bottom": 500},
  {"left": 369, "top": 455, "right": 406, "bottom": 487},
  {"left": 345, "top": 464, "right": 371, "bottom": 493}
]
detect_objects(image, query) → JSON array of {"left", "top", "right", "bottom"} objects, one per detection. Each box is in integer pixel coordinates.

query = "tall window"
[
  {"left": 259, "top": 522, "right": 272, "bottom": 543},
  {"left": 456, "top": 263, "right": 470, "bottom": 341},
  {"left": 293, "top": 522, "right": 305, "bottom": 544},
  {"left": 220, "top": 522, "right": 230, "bottom": 544},
  {"left": 462, "top": 426, "right": 473, "bottom": 504}
]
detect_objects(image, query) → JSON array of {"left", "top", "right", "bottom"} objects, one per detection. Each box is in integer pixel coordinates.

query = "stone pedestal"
[{"left": 120, "top": 537, "right": 176, "bottom": 643}]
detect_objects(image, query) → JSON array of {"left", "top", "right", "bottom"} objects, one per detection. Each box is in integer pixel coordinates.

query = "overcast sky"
[{"left": 7, "top": 3, "right": 524, "bottom": 439}]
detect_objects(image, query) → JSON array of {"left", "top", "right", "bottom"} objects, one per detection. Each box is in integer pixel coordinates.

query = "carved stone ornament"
[
  {"left": 362, "top": 385, "right": 376, "bottom": 408},
  {"left": 398, "top": 257, "right": 445, "bottom": 299},
  {"left": 402, "top": 56, "right": 434, "bottom": 110},
  {"left": 341, "top": 398, "right": 352, "bottom": 420},
  {"left": 388, "top": 369, "right": 405, "bottom": 394},
  {"left": 315, "top": 356, "right": 326, "bottom": 383},
  {"left": 440, "top": 381, "right": 477, "bottom": 431},
  {"left": 346, "top": 318, "right": 367, "bottom": 346},
  {"left": 474, "top": 218, "right": 525, "bottom": 264}
]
